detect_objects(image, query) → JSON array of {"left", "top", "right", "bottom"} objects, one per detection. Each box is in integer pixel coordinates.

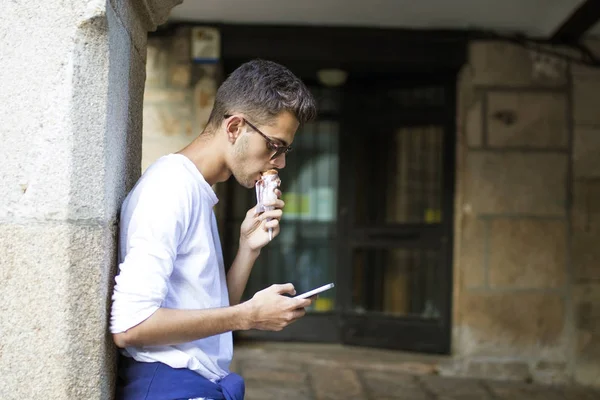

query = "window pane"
[{"left": 351, "top": 248, "right": 441, "bottom": 319}]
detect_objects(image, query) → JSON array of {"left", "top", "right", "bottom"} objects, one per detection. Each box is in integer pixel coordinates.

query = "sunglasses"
[{"left": 224, "top": 115, "right": 292, "bottom": 160}]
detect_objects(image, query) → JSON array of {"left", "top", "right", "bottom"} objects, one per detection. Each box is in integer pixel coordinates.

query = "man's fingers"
[
  {"left": 272, "top": 283, "right": 296, "bottom": 296},
  {"left": 264, "top": 219, "right": 280, "bottom": 231},
  {"left": 295, "top": 298, "right": 313, "bottom": 309},
  {"left": 264, "top": 198, "right": 285, "bottom": 209},
  {"left": 260, "top": 209, "right": 283, "bottom": 221}
]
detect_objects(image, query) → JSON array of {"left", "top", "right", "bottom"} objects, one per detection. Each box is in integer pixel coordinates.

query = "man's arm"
[
  {"left": 113, "top": 283, "right": 311, "bottom": 348},
  {"left": 226, "top": 197, "right": 284, "bottom": 305}
]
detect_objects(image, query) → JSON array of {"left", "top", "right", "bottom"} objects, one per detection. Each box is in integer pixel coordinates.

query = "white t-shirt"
[{"left": 110, "top": 154, "right": 232, "bottom": 383}]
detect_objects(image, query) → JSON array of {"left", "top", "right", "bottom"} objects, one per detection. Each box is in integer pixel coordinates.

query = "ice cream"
[{"left": 255, "top": 169, "right": 280, "bottom": 241}]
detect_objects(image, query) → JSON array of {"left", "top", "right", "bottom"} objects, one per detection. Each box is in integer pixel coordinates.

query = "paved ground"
[{"left": 230, "top": 342, "right": 600, "bottom": 400}]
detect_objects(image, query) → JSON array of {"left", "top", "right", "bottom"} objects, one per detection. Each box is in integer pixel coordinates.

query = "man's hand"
[
  {"left": 243, "top": 283, "right": 313, "bottom": 331},
  {"left": 239, "top": 189, "right": 284, "bottom": 251}
]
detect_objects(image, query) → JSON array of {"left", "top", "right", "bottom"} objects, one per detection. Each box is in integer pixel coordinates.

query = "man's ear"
[{"left": 225, "top": 116, "right": 243, "bottom": 144}]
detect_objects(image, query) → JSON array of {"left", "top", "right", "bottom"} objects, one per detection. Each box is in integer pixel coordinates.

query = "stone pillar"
[
  {"left": 451, "top": 41, "right": 572, "bottom": 384},
  {"left": 0, "top": 1, "right": 181, "bottom": 398},
  {"left": 571, "top": 39, "right": 600, "bottom": 387}
]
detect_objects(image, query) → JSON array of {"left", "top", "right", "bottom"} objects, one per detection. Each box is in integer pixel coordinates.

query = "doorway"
[{"left": 224, "top": 71, "right": 456, "bottom": 354}]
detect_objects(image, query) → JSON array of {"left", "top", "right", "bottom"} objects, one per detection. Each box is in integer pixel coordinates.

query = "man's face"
[{"left": 228, "top": 111, "right": 299, "bottom": 189}]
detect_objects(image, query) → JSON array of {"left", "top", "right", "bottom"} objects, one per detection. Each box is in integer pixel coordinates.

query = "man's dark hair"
[{"left": 206, "top": 59, "right": 317, "bottom": 130}]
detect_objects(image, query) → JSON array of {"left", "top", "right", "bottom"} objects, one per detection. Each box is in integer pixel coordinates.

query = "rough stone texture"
[
  {"left": 142, "top": 27, "right": 221, "bottom": 171},
  {"left": 571, "top": 39, "right": 600, "bottom": 387},
  {"left": 572, "top": 180, "right": 600, "bottom": 281},
  {"left": 0, "top": 0, "right": 182, "bottom": 399},
  {"left": 574, "top": 283, "right": 600, "bottom": 386},
  {"left": 310, "top": 366, "right": 366, "bottom": 399},
  {"left": 488, "top": 219, "right": 566, "bottom": 289},
  {"left": 487, "top": 91, "right": 567, "bottom": 149},
  {"left": 469, "top": 41, "right": 567, "bottom": 87},
  {"left": 573, "top": 127, "right": 600, "bottom": 178},
  {"left": 573, "top": 76, "right": 600, "bottom": 127},
  {"left": 459, "top": 216, "right": 486, "bottom": 288},
  {"left": 457, "top": 292, "right": 566, "bottom": 358},
  {"left": 464, "top": 152, "right": 567, "bottom": 215},
  {"left": 465, "top": 91, "right": 483, "bottom": 147},
  {"left": 233, "top": 342, "right": 600, "bottom": 399}
]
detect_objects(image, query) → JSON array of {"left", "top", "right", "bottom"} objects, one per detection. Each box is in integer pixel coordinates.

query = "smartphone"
[{"left": 294, "top": 283, "right": 335, "bottom": 299}]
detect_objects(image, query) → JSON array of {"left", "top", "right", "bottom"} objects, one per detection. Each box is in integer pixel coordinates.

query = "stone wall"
[
  {"left": 142, "top": 26, "right": 221, "bottom": 171},
  {"left": 451, "top": 39, "right": 600, "bottom": 387},
  {"left": 0, "top": 1, "right": 181, "bottom": 398},
  {"left": 571, "top": 40, "right": 600, "bottom": 387}
]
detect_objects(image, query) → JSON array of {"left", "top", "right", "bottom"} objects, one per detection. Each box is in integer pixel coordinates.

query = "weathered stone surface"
[
  {"left": 310, "top": 366, "right": 366, "bottom": 399},
  {"left": 459, "top": 216, "right": 486, "bottom": 288},
  {"left": 420, "top": 375, "right": 491, "bottom": 397},
  {"left": 469, "top": 42, "right": 567, "bottom": 87},
  {"left": 574, "top": 283, "right": 600, "bottom": 386},
  {"left": 465, "top": 94, "right": 483, "bottom": 147},
  {"left": 244, "top": 369, "right": 309, "bottom": 385},
  {"left": 245, "top": 386, "right": 313, "bottom": 400},
  {"left": 0, "top": 222, "right": 117, "bottom": 399},
  {"left": 457, "top": 292, "right": 566, "bottom": 358},
  {"left": 531, "top": 361, "right": 569, "bottom": 385},
  {"left": 572, "top": 181, "right": 600, "bottom": 281},
  {"left": 360, "top": 371, "right": 427, "bottom": 399},
  {"left": 464, "top": 153, "right": 567, "bottom": 215},
  {"left": 141, "top": 135, "right": 193, "bottom": 171},
  {"left": 487, "top": 91, "right": 567, "bottom": 148},
  {"left": 169, "top": 63, "right": 191, "bottom": 87},
  {"left": 487, "top": 381, "right": 567, "bottom": 400},
  {"left": 488, "top": 219, "right": 566, "bottom": 289},
  {"left": 574, "top": 127, "right": 600, "bottom": 178},
  {"left": 573, "top": 77, "right": 600, "bottom": 126},
  {"left": 438, "top": 358, "right": 531, "bottom": 383}
]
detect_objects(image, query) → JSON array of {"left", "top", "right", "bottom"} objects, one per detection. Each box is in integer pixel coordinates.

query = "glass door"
[{"left": 337, "top": 78, "right": 456, "bottom": 353}]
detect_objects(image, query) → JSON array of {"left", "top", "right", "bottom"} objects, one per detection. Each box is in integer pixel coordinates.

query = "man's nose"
[{"left": 271, "top": 153, "right": 286, "bottom": 169}]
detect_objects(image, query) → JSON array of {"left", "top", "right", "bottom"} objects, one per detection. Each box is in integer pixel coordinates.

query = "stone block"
[
  {"left": 572, "top": 181, "right": 600, "bottom": 281},
  {"left": 574, "top": 283, "right": 600, "bottom": 387},
  {"left": 169, "top": 63, "right": 191, "bottom": 88},
  {"left": 457, "top": 292, "right": 566, "bottom": 358},
  {"left": 143, "top": 104, "right": 191, "bottom": 138},
  {"left": 573, "top": 77, "right": 600, "bottom": 126},
  {"left": 0, "top": 222, "right": 117, "bottom": 399},
  {"left": 487, "top": 91, "right": 567, "bottom": 149},
  {"left": 488, "top": 219, "right": 566, "bottom": 289},
  {"left": 572, "top": 180, "right": 600, "bottom": 233},
  {"left": 470, "top": 42, "right": 567, "bottom": 87},
  {"left": 172, "top": 26, "right": 191, "bottom": 62},
  {"left": 487, "top": 381, "right": 567, "bottom": 400},
  {"left": 531, "top": 361, "right": 569, "bottom": 385},
  {"left": 145, "top": 41, "right": 168, "bottom": 87},
  {"left": 144, "top": 89, "right": 189, "bottom": 104},
  {"left": 310, "top": 366, "right": 366, "bottom": 399},
  {"left": 459, "top": 216, "right": 486, "bottom": 288},
  {"left": 193, "top": 72, "right": 218, "bottom": 132},
  {"left": 465, "top": 93, "right": 483, "bottom": 147},
  {"left": 573, "top": 127, "right": 600, "bottom": 178},
  {"left": 360, "top": 371, "right": 428, "bottom": 399},
  {"left": 245, "top": 385, "right": 313, "bottom": 400},
  {"left": 420, "top": 375, "right": 491, "bottom": 397},
  {"left": 244, "top": 369, "right": 308, "bottom": 385},
  {"left": 464, "top": 153, "right": 567, "bottom": 215},
  {"left": 141, "top": 135, "right": 193, "bottom": 172}
]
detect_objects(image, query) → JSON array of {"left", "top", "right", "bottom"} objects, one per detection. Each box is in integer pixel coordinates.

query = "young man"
[{"left": 110, "top": 59, "right": 317, "bottom": 400}]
